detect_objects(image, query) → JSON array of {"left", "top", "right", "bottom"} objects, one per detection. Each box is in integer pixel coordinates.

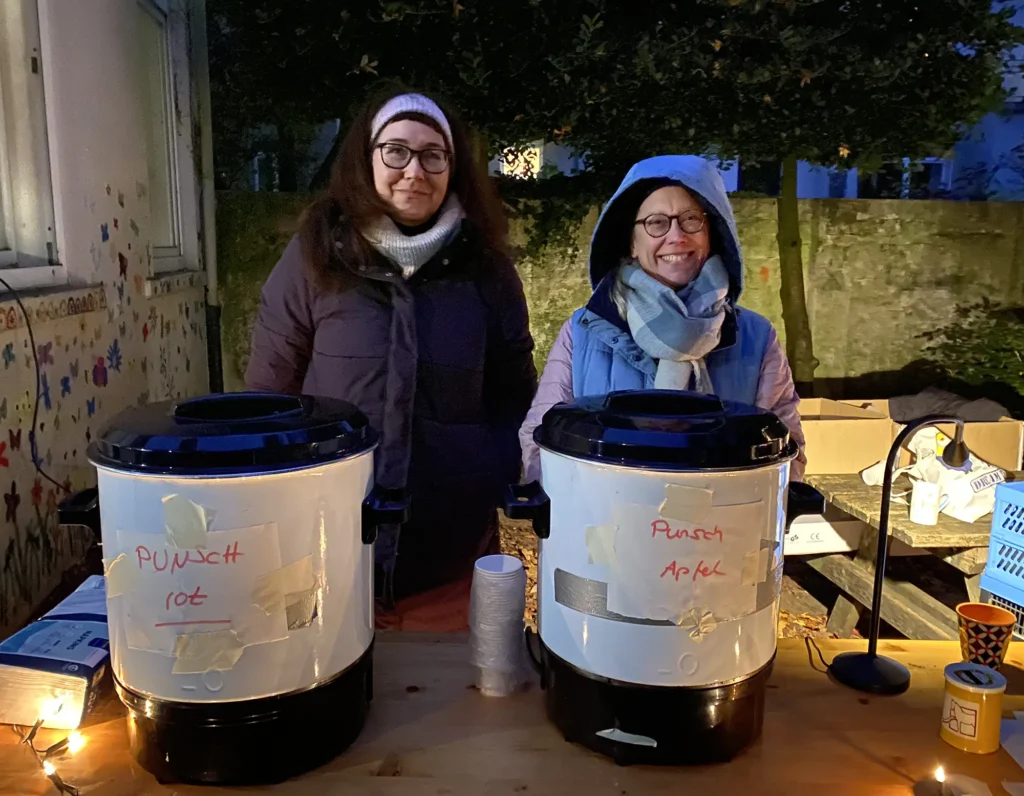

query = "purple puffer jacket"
[
  {"left": 519, "top": 319, "right": 807, "bottom": 483},
  {"left": 246, "top": 225, "right": 537, "bottom": 600}
]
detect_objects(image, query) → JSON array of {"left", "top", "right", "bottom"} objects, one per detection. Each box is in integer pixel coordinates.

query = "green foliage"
[
  {"left": 920, "top": 299, "right": 1024, "bottom": 410},
  {"left": 496, "top": 171, "right": 613, "bottom": 260},
  {"left": 209, "top": 0, "right": 1024, "bottom": 193},
  {"left": 214, "top": 191, "right": 310, "bottom": 386},
  {"left": 207, "top": 0, "right": 617, "bottom": 185}
]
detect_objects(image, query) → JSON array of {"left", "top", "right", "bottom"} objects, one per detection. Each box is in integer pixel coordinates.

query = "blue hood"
[{"left": 588, "top": 155, "right": 743, "bottom": 300}]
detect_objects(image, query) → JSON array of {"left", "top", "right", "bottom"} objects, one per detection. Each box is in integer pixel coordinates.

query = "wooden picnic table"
[
  {"left": 804, "top": 472, "right": 1023, "bottom": 640},
  {"left": 4, "top": 633, "right": 1024, "bottom": 795}
]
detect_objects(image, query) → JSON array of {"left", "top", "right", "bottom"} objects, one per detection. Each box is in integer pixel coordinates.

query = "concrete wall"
[
  {"left": 0, "top": 0, "right": 209, "bottom": 636},
  {"left": 217, "top": 193, "right": 1024, "bottom": 400}
]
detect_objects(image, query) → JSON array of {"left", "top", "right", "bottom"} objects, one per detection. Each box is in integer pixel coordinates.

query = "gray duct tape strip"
[
  {"left": 553, "top": 567, "right": 782, "bottom": 625},
  {"left": 758, "top": 564, "right": 783, "bottom": 612},
  {"left": 554, "top": 569, "right": 670, "bottom": 626}
]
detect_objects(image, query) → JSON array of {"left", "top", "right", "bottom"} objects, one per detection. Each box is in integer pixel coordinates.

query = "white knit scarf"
[{"left": 362, "top": 196, "right": 465, "bottom": 279}]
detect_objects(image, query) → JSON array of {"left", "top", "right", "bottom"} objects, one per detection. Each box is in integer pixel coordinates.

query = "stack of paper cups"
[{"left": 469, "top": 554, "right": 527, "bottom": 697}]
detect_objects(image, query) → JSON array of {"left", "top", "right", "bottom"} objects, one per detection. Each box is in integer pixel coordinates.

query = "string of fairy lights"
[{"left": 12, "top": 696, "right": 84, "bottom": 795}]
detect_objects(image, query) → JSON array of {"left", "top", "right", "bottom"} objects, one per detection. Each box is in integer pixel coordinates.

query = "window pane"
[{"left": 138, "top": 4, "right": 178, "bottom": 251}]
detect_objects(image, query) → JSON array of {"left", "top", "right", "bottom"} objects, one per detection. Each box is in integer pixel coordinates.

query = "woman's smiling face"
[
  {"left": 371, "top": 119, "right": 451, "bottom": 225},
  {"left": 631, "top": 186, "right": 711, "bottom": 288}
]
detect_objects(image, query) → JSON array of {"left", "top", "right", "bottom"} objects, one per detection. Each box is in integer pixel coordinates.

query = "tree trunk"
[
  {"left": 776, "top": 155, "right": 819, "bottom": 395},
  {"left": 275, "top": 121, "right": 298, "bottom": 192},
  {"left": 470, "top": 127, "right": 491, "bottom": 173}
]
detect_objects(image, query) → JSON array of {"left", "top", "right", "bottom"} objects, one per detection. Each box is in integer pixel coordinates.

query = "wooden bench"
[{"left": 803, "top": 472, "right": 1022, "bottom": 640}]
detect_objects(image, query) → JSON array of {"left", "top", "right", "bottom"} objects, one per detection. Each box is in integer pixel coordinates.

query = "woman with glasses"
[
  {"left": 519, "top": 155, "right": 806, "bottom": 481},
  {"left": 247, "top": 86, "right": 537, "bottom": 629}
]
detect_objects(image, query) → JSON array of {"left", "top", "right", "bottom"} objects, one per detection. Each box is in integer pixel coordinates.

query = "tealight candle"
[{"left": 919, "top": 767, "right": 995, "bottom": 796}]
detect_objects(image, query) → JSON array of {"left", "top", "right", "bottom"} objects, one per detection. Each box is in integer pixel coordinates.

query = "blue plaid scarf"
[{"left": 619, "top": 255, "right": 731, "bottom": 393}]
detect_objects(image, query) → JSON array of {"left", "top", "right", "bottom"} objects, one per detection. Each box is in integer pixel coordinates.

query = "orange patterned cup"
[{"left": 956, "top": 602, "right": 1016, "bottom": 670}]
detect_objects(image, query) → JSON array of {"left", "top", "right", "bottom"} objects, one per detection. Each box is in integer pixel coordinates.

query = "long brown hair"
[{"left": 299, "top": 84, "right": 508, "bottom": 288}]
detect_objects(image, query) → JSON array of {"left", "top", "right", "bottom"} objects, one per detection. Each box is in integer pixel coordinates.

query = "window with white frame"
[
  {"left": 0, "top": 0, "right": 60, "bottom": 290},
  {"left": 137, "top": 0, "right": 199, "bottom": 275}
]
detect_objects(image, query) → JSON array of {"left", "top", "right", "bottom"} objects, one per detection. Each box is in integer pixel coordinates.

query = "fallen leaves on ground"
[{"left": 778, "top": 609, "right": 839, "bottom": 639}]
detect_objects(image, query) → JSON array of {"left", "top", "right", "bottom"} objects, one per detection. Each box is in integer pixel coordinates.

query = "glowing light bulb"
[
  {"left": 67, "top": 731, "right": 84, "bottom": 754},
  {"left": 935, "top": 766, "right": 946, "bottom": 783},
  {"left": 43, "top": 761, "right": 56, "bottom": 777}
]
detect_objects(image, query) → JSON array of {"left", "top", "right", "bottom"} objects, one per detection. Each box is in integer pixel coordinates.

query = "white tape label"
[
  {"left": 605, "top": 500, "right": 768, "bottom": 624},
  {"left": 114, "top": 523, "right": 288, "bottom": 657}
]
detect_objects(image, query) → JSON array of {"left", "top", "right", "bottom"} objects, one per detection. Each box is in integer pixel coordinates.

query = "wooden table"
[
  {"left": 805, "top": 472, "right": 1022, "bottom": 640},
  {"left": 4, "top": 634, "right": 1024, "bottom": 795}
]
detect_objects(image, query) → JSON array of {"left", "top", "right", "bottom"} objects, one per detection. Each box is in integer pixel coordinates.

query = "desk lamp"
[{"left": 829, "top": 415, "right": 969, "bottom": 695}]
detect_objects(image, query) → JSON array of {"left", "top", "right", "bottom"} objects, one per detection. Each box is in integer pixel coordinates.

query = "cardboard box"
[
  {"left": 784, "top": 396, "right": 1022, "bottom": 557},
  {"left": 840, "top": 399, "right": 1023, "bottom": 472},
  {"left": 783, "top": 399, "right": 896, "bottom": 557},
  {"left": 784, "top": 512, "right": 927, "bottom": 556},
  {"left": 784, "top": 505, "right": 870, "bottom": 555},
  {"left": 797, "top": 398, "right": 897, "bottom": 476}
]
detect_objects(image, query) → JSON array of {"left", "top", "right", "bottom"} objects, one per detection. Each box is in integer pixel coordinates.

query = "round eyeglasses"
[
  {"left": 375, "top": 142, "right": 451, "bottom": 174},
  {"left": 634, "top": 212, "right": 707, "bottom": 238}
]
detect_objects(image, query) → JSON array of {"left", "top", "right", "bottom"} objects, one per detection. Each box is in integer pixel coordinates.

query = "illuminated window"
[{"left": 499, "top": 143, "right": 544, "bottom": 179}]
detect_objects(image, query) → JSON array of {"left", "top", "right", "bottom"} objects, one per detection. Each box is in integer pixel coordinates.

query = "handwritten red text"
[
  {"left": 135, "top": 541, "right": 243, "bottom": 574},
  {"left": 165, "top": 585, "right": 208, "bottom": 611},
  {"left": 134, "top": 541, "right": 244, "bottom": 628},
  {"left": 660, "top": 559, "right": 726, "bottom": 582},
  {"left": 650, "top": 519, "right": 723, "bottom": 542}
]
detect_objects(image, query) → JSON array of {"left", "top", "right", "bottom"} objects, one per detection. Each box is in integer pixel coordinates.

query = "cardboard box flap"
[
  {"left": 798, "top": 399, "right": 897, "bottom": 476},
  {"left": 799, "top": 398, "right": 888, "bottom": 421},
  {"left": 899, "top": 421, "right": 1023, "bottom": 472},
  {"left": 838, "top": 398, "right": 1023, "bottom": 472}
]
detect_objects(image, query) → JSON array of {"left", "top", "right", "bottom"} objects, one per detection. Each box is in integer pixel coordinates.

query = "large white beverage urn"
[
  {"left": 59, "top": 392, "right": 408, "bottom": 784},
  {"left": 505, "top": 390, "right": 823, "bottom": 765}
]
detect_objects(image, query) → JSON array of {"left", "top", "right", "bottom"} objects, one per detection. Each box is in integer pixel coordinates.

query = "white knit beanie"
[{"left": 370, "top": 93, "right": 453, "bottom": 149}]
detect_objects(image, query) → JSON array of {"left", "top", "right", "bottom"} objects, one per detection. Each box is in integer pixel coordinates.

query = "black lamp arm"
[{"left": 867, "top": 414, "right": 965, "bottom": 655}]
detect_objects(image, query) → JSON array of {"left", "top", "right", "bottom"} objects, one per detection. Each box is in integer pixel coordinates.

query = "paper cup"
[
  {"left": 910, "top": 481, "right": 942, "bottom": 526},
  {"left": 469, "top": 554, "right": 527, "bottom": 697},
  {"left": 956, "top": 602, "right": 1016, "bottom": 670},
  {"left": 475, "top": 666, "right": 521, "bottom": 697},
  {"left": 475, "top": 554, "right": 524, "bottom": 579}
]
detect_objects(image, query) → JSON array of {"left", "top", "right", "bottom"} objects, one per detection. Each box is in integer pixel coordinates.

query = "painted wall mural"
[{"left": 0, "top": 179, "right": 209, "bottom": 637}]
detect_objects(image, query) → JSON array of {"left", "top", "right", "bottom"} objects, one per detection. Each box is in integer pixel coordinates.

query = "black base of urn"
[
  {"left": 115, "top": 640, "right": 374, "bottom": 785},
  {"left": 541, "top": 642, "right": 772, "bottom": 766}
]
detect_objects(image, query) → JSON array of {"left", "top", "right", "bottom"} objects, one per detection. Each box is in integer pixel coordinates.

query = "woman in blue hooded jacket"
[{"left": 519, "top": 156, "right": 806, "bottom": 480}]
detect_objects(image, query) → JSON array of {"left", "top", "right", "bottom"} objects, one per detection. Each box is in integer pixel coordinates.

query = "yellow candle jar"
[{"left": 940, "top": 662, "right": 1007, "bottom": 754}]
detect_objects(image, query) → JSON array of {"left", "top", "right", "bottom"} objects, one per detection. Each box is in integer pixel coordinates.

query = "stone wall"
[{"left": 218, "top": 193, "right": 1024, "bottom": 397}]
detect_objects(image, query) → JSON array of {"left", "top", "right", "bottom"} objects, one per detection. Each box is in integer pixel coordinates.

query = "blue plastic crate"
[
  {"left": 979, "top": 482, "right": 1024, "bottom": 638},
  {"left": 990, "top": 482, "right": 1024, "bottom": 546}
]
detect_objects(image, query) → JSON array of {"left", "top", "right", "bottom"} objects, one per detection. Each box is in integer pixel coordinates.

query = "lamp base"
[{"left": 829, "top": 651, "right": 911, "bottom": 696}]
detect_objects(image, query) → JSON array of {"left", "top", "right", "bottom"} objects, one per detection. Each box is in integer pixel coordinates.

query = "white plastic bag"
[{"left": 860, "top": 428, "right": 1006, "bottom": 523}]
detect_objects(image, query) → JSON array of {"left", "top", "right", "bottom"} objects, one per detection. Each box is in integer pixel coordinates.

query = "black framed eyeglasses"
[
  {"left": 634, "top": 212, "right": 707, "bottom": 238},
  {"left": 375, "top": 142, "right": 451, "bottom": 174}
]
